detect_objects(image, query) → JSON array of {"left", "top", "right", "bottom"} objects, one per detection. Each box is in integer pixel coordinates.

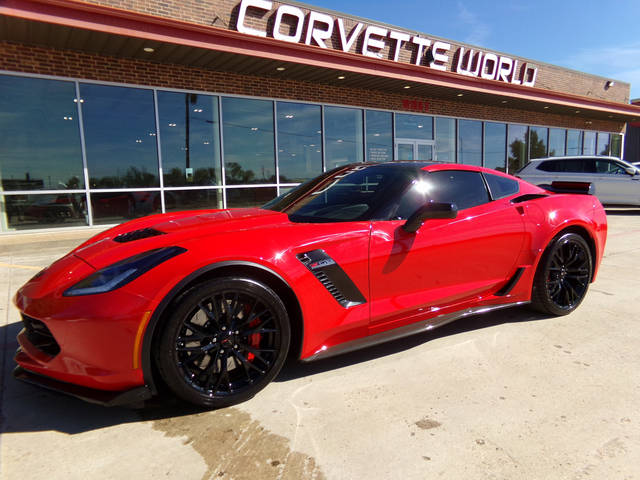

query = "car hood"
[{"left": 72, "top": 208, "right": 290, "bottom": 269}]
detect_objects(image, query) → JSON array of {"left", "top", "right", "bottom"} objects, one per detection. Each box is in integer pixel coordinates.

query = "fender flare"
[{"left": 139, "top": 260, "right": 295, "bottom": 393}]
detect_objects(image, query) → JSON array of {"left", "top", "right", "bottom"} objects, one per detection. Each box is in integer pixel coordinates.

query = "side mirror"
[
  {"left": 624, "top": 167, "right": 637, "bottom": 175},
  {"left": 402, "top": 201, "right": 458, "bottom": 233}
]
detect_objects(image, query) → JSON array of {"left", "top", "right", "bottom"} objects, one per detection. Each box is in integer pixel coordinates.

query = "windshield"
[{"left": 263, "top": 164, "right": 422, "bottom": 222}]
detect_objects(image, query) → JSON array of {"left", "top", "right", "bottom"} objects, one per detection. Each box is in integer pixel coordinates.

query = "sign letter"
[
  {"left": 430, "top": 41, "right": 450, "bottom": 71},
  {"left": 480, "top": 52, "right": 498, "bottom": 80},
  {"left": 362, "top": 25, "right": 388, "bottom": 58},
  {"left": 336, "top": 18, "right": 363, "bottom": 53},
  {"left": 273, "top": 5, "right": 304, "bottom": 43},
  {"left": 305, "top": 11, "right": 334, "bottom": 48},
  {"left": 411, "top": 36, "right": 432, "bottom": 66},
  {"left": 389, "top": 31, "right": 410, "bottom": 62},
  {"left": 237, "top": 0, "right": 272, "bottom": 37}
]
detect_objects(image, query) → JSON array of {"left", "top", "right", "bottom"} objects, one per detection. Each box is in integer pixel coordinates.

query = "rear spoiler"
[{"left": 538, "top": 181, "right": 594, "bottom": 195}]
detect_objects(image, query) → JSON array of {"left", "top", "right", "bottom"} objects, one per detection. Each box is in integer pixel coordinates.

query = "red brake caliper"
[{"left": 247, "top": 317, "right": 261, "bottom": 361}]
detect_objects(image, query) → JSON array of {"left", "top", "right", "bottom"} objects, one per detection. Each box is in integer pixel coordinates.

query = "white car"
[{"left": 517, "top": 156, "right": 640, "bottom": 206}]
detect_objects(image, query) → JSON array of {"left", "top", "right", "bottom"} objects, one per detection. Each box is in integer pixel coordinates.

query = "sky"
[{"left": 304, "top": 0, "right": 640, "bottom": 100}]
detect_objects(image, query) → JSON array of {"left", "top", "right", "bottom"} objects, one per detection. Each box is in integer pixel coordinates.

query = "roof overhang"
[{"left": 2, "top": 0, "right": 640, "bottom": 123}]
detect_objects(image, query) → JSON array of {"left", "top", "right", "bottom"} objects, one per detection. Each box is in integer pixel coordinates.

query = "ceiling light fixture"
[
  {"left": 501, "top": 100, "right": 508, "bottom": 104},
  {"left": 543, "top": 106, "right": 550, "bottom": 109},
  {"left": 143, "top": 47, "right": 155, "bottom": 53},
  {"left": 276, "top": 66, "right": 286, "bottom": 71},
  {"left": 457, "top": 93, "right": 464, "bottom": 97},
  {"left": 403, "top": 85, "right": 411, "bottom": 89},
  {"left": 337, "top": 75, "right": 346, "bottom": 80}
]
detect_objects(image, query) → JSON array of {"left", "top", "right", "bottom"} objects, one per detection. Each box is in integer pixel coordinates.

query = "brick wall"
[
  {"left": 80, "top": 0, "right": 630, "bottom": 104},
  {"left": 0, "top": 40, "right": 624, "bottom": 133}
]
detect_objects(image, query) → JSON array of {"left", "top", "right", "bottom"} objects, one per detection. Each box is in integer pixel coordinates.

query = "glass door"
[{"left": 395, "top": 139, "right": 435, "bottom": 161}]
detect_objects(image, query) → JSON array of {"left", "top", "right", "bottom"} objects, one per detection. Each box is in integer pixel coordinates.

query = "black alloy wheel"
[
  {"left": 531, "top": 232, "right": 593, "bottom": 316},
  {"left": 156, "top": 277, "right": 290, "bottom": 408}
]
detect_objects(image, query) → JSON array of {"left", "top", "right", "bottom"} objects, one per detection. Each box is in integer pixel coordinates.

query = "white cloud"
[{"left": 456, "top": 2, "right": 491, "bottom": 47}]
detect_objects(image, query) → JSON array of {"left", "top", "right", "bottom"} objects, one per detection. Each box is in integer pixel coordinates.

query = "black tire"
[
  {"left": 531, "top": 232, "right": 593, "bottom": 316},
  {"left": 155, "top": 277, "right": 290, "bottom": 408}
]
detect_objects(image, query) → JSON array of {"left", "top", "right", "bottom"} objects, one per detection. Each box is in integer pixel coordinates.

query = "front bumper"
[{"left": 13, "top": 364, "right": 153, "bottom": 406}]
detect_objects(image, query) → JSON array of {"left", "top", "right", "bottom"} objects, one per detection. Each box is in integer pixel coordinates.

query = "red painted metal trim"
[{"left": 3, "top": 0, "right": 640, "bottom": 118}]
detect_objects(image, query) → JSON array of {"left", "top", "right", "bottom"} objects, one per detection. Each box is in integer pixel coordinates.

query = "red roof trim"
[{"left": 3, "top": 0, "right": 640, "bottom": 118}]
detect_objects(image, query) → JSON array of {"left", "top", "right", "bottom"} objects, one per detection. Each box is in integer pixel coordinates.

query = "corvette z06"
[{"left": 13, "top": 162, "right": 607, "bottom": 408}]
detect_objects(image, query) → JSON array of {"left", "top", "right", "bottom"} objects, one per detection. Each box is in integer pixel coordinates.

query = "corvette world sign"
[{"left": 236, "top": 0, "right": 538, "bottom": 87}]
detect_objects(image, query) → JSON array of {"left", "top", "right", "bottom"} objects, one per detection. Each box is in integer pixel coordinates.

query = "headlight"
[{"left": 64, "top": 247, "right": 186, "bottom": 296}]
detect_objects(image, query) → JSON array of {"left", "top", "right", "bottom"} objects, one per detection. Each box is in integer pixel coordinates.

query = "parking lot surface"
[{"left": 1, "top": 210, "right": 640, "bottom": 480}]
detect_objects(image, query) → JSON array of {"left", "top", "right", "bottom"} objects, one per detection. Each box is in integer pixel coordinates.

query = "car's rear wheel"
[
  {"left": 155, "top": 277, "right": 290, "bottom": 408},
  {"left": 531, "top": 232, "right": 593, "bottom": 316}
]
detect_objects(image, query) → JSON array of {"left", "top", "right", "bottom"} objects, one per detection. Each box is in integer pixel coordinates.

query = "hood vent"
[{"left": 113, "top": 228, "right": 165, "bottom": 243}]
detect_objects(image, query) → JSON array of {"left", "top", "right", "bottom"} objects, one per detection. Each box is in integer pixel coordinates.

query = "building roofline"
[{"left": 2, "top": 0, "right": 640, "bottom": 119}]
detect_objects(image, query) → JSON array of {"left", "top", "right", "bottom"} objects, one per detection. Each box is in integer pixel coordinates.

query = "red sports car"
[{"left": 13, "top": 163, "right": 607, "bottom": 408}]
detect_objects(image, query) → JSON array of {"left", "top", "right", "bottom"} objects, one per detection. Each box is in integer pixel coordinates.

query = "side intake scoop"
[{"left": 297, "top": 249, "right": 366, "bottom": 308}]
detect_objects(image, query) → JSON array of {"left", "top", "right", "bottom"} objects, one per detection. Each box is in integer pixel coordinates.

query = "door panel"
[{"left": 369, "top": 199, "right": 526, "bottom": 334}]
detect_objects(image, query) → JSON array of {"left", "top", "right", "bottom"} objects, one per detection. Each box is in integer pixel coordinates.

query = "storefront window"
[
  {"left": 2, "top": 193, "right": 87, "bottom": 230},
  {"left": 597, "top": 132, "right": 610, "bottom": 155},
  {"left": 158, "top": 91, "right": 221, "bottom": 187},
  {"left": 567, "top": 130, "right": 583, "bottom": 155},
  {"left": 457, "top": 120, "right": 482, "bottom": 166},
  {"left": 0, "top": 75, "right": 84, "bottom": 191},
  {"left": 226, "top": 187, "right": 277, "bottom": 207},
  {"left": 90, "top": 190, "right": 161, "bottom": 225},
  {"left": 366, "top": 110, "right": 393, "bottom": 162},
  {"left": 583, "top": 131, "right": 596, "bottom": 155},
  {"left": 324, "top": 106, "right": 364, "bottom": 169},
  {"left": 222, "top": 97, "right": 275, "bottom": 185},
  {"left": 529, "top": 127, "right": 548, "bottom": 159},
  {"left": 164, "top": 189, "right": 223, "bottom": 211},
  {"left": 610, "top": 134, "right": 622, "bottom": 158},
  {"left": 548, "top": 129, "right": 566, "bottom": 157},
  {"left": 507, "top": 124, "right": 528, "bottom": 173},
  {"left": 484, "top": 122, "right": 506, "bottom": 172},
  {"left": 277, "top": 102, "right": 322, "bottom": 182},
  {"left": 435, "top": 117, "right": 456, "bottom": 163},
  {"left": 395, "top": 113, "right": 433, "bottom": 140},
  {"left": 81, "top": 84, "right": 159, "bottom": 188}
]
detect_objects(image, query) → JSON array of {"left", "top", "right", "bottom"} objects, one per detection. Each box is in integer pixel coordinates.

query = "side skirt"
[{"left": 302, "top": 301, "right": 530, "bottom": 362}]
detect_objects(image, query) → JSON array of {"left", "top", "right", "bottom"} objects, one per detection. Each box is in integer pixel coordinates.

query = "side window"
[
  {"left": 595, "top": 160, "right": 626, "bottom": 175},
  {"left": 558, "top": 159, "right": 595, "bottom": 173},
  {"left": 537, "top": 161, "right": 557, "bottom": 172},
  {"left": 428, "top": 170, "right": 490, "bottom": 210},
  {"left": 484, "top": 173, "right": 519, "bottom": 200}
]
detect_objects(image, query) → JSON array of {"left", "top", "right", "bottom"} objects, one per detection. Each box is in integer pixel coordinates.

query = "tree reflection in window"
[
  {"left": 507, "top": 124, "right": 528, "bottom": 173},
  {"left": 222, "top": 97, "right": 276, "bottom": 185}
]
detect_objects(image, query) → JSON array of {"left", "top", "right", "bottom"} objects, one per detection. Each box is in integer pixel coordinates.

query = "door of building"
[{"left": 395, "top": 139, "right": 435, "bottom": 161}]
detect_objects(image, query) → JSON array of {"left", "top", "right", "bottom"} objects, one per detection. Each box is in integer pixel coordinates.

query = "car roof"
[
  {"left": 356, "top": 161, "right": 511, "bottom": 177},
  {"left": 527, "top": 155, "right": 622, "bottom": 162}
]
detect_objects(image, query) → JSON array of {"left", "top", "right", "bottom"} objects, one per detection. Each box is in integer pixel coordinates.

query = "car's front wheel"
[
  {"left": 531, "top": 232, "right": 593, "bottom": 316},
  {"left": 155, "top": 277, "right": 290, "bottom": 408}
]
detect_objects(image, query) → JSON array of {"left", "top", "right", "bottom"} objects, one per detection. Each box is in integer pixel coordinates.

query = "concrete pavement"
[{"left": 1, "top": 210, "right": 640, "bottom": 480}]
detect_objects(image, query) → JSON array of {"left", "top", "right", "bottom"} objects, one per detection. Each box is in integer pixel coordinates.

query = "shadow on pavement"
[
  {"left": 0, "top": 306, "right": 548, "bottom": 435},
  {"left": 276, "top": 305, "right": 548, "bottom": 381}
]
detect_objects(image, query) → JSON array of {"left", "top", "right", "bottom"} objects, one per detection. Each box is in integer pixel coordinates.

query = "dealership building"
[{"left": 1, "top": 0, "right": 639, "bottom": 233}]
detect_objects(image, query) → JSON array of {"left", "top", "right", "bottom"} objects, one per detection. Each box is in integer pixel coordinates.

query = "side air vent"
[
  {"left": 495, "top": 267, "right": 526, "bottom": 296},
  {"left": 113, "top": 228, "right": 165, "bottom": 243},
  {"left": 511, "top": 194, "right": 548, "bottom": 204},
  {"left": 297, "top": 249, "right": 366, "bottom": 308}
]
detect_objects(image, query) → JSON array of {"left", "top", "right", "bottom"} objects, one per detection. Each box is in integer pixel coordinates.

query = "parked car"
[
  {"left": 517, "top": 156, "right": 640, "bottom": 206},
  {"left": 14, "top": 162, "right": 607, "bottom": 408}
]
